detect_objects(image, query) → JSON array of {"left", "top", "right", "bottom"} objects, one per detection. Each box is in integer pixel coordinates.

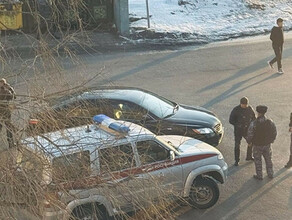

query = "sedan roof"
[
  {"left": 58, "top": 87, "right": 172, "bottom": 104},
  {"left": 55, "top": 88, "right": 176, "bottom": 119}
]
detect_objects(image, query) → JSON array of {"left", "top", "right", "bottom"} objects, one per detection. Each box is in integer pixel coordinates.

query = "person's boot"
[
  {"left": 267, "top": 61, "right": 273, "bottom": 69},
  {"left": 234, "top": 144, "right": 240, "bottom": 166},
  {"left": 278, "top": 68, "right": 284, "bottom": 74},
  {"left": 285, "top": 155, "right": 292, "bottom": 168}
]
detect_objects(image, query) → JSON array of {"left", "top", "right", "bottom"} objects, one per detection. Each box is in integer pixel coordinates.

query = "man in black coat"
[
  {"left": 229, "top": 97, "right": 256, "bottom": 166},
  {"left": 0, "top": 78, "right": 16, "bottom": 148},
  {"left": 268, "top": 18, "right": 284, "bottom": 74},
  {"left": 247, "top": 105, "right": 277, "bottom": 180}
]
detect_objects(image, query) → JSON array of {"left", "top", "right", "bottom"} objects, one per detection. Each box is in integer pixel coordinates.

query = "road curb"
[{"left": 1, "top": 40, "right": 209, "bottom": 58}]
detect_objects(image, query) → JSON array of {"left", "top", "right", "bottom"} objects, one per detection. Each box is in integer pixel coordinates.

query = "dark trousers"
[
  {"left": 0, "top": 121, "right": 14, "bottom": 148},
  {"left": 0, "top": 108, "right": 15, "bottom": 148},
  {"left": 234, "top": 128, "right": 253, "bottom": 162},
  {"left": 270, "top": 44, "right": 283, "bottom": 70}
]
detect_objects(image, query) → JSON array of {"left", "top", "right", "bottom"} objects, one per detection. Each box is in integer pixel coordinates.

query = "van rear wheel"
[{"left": 189, "top": 177, "right": 219, "bottom": 209}]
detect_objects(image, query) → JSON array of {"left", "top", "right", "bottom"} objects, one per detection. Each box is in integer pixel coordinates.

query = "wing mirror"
[{"left": 170, "top": 151, "right": 175, "bottom": 161}]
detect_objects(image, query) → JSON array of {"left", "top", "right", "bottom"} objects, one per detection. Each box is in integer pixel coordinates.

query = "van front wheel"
[{"left": 189, "top": 177, "right": 219, "bottom": 209}]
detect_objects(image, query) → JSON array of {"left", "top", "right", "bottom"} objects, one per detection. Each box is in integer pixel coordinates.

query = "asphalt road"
[
  {"left": 66, "top": 33, "right": 292, "bottom": 220},
  {"left": 8, "top": 32, "right": 292, "bottom": 220}
]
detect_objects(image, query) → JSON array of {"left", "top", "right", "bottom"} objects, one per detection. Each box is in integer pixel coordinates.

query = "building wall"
[{"left": 113, "top": 0, "right": 129, "bottom": 36}]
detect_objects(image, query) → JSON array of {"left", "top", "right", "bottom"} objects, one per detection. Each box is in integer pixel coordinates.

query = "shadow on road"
[
  {"left": 227, "top": 161, "right": 254, "bottom": 177},
  {"left": 199, "top": 46, "right": 292, "bottom": 95},
  {"left": 179, "top": 168, "right": 289, "bottom": 220},
  {"left": 202, "top": 72, "right": 280, "bottom": 108},
  {"left": 96, "top": 50, "right": 187, "bottom": 85},
  {"left": 198, "top": 56, "right": 273, "bottom": 94},
  {"left": 226, "top": 168, "right": 292, "bottom": 219}
]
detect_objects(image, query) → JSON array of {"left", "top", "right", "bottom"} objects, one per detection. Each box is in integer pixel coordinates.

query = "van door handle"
[{"left": 134, "top": 174, "right": 144, "bottom": 179}]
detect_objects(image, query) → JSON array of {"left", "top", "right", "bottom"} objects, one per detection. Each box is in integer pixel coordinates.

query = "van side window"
[
  {"left": 136, "top": 141, "right": 170, "bottom": 165},
  {"left": 99, "top": 144, "right": 136, "bottom": 172},
  {"left": 52, "top": 150, "right": 91, "bottom": 183}
]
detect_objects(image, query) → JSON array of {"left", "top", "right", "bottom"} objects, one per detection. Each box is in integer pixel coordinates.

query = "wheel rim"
[
  {"left": 77, "top": 208, "right": 99, "bottom": 220},
  {"left": 191, "top": 185, "right": 214, "bottom": 205},
  {"left": 80, "top": 214, "right": 98, "bottom": 220},
  {"left": 80, "top": 217, "right": 93, "bottom": 220}
]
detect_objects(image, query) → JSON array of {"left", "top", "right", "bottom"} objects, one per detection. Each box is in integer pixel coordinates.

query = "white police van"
[{"left": 23, "top": 115, "right": 228, "bottom": 219}]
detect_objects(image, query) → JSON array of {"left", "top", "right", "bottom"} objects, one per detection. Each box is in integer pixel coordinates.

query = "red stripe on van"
[
  {"left": 180, "top": 154, "right": 217, "bottom": 164},
  {"left": 57, "top": 153, "right": 217, "bottom": 190}
]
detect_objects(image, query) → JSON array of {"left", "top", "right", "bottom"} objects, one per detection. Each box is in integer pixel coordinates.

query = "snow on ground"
[{"left": 129, "top": 0, "right": 292, "bottom": 42}]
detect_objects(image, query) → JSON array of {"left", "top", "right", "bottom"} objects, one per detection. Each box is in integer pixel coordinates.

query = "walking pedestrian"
[
  {"left": 0, "top": 78, "right": 16, "bottom": 148},
  {"left": 268, "top": 18, "right": 284, "bottom": 74},
  {"left": 229, "top": 97, "right": 256, "bottom": 166},
  {"left": 284, "top": 112, "right": 292, "bottom": 168},
  {"left": 247, "top": 105, "right": 277, "bottom": 180}
]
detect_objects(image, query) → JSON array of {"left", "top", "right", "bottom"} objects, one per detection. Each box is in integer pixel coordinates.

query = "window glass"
[
  {"left": 137, "top": 93, "right": 175, "bottom": 118},
  {"left": 33, "top": 99, "right": 105, "bottom": 134},
  {"left": 52, "top": 150, "right": 91, "bottom": 183},
  {"left": 62, "top": 100, "right": 99, "bottom": 118},
  {"left": 99, "top": 144, "right": 136, "bottom": 172},
  {"left": 112, "top": 101, "right": 147, "bottom": 121},
  {"left": 136, "top": 141, "right": 170, "bottom": 165}
]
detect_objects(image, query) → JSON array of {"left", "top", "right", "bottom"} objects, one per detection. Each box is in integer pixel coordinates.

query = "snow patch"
[{"left": 129, "top": 0, "right": 292, "bottom": 42}]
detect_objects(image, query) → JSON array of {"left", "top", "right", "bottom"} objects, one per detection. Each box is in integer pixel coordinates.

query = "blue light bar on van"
[{"left": 93, "top": 114, "right": 130, "bottom": 133}]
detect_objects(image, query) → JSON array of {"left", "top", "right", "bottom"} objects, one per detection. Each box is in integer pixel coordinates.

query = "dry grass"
[{"left": 0, "top": 1, "right": 187, "bottom": 219}]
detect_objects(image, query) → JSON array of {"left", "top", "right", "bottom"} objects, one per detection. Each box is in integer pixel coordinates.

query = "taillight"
[{"left": 29, "top": 119, "right": 39, "bottom": 125}]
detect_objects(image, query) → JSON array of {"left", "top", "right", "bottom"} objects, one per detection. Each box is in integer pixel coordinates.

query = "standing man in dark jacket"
[
  {"left": 229, "top": 97, "right": 256, "bottom": 166},
  {"left": 268, "top": 18, "right": 284, "bottom": 74},
  {"left": 284, "top": 112, "right": 292, "bottom": 168},
  {"left": 0, "top": 78, "right": 16, "bottom": 148},
  {"left": 247, "top": 106, "right": 277, "bottom": 180}
]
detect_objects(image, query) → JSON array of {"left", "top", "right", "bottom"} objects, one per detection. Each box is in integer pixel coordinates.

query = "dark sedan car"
[{"left": 28, "top": 88, "right": 224, "bottom": 146}]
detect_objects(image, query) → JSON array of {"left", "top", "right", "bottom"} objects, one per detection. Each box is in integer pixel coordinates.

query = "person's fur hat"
[
  {"left": 0, "top": 78, "right": 6, "bottom": 84},
  {"left": 240, "top": 97, "right": 249, "bottom": 105},
  {"left": 256, "top": 105, "right": 268, "bottom": 114}
]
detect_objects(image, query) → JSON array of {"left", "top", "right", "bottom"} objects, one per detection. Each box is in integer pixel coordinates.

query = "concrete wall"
[{"left": 114, "top": 0, "right": 129, "bottom": 36}]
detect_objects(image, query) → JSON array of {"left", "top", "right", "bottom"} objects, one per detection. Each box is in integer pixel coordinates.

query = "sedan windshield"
[{"left": 138, "top": 92, "right": 176, "bottom": 118}]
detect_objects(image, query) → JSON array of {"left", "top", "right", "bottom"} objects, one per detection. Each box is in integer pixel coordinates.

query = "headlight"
[
  {"left": 217, "top": 153, "right": 224, "bottom": 160},
  {"left": 192, "top": 128, "right": 214, "bottom": 134}
]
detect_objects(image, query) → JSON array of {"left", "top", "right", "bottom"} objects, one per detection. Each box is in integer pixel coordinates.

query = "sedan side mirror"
[{"left": 170, "top": 151, "right": 175, "bottom": 161}]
